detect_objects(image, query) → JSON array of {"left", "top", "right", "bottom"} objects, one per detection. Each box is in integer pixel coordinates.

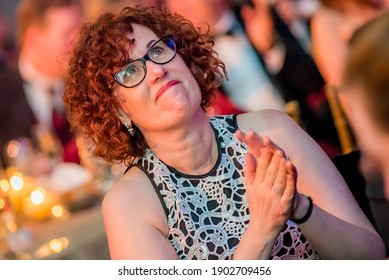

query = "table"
[{"left": 8, "top": 202, "right": 110, "bottom": 260}]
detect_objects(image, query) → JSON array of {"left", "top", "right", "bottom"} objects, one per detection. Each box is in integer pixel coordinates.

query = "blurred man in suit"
[{"left": 0, "top": 0, "right": 84, "bottom": 169}]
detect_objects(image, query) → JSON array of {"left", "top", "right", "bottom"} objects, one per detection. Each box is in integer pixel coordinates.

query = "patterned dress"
[{"left": 134, "top": 115, "right": 320, "bottom": 260}]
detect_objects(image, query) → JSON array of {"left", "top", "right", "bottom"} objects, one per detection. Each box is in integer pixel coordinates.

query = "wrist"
[
  {"left": 290, "top": 194, "right": 313, "bottom": 224},
  {"left": 245, "top": 222, "right": 280, "bottom": 243},
  {"left": 235, "top": 224, "right": 278, "bottom": 259}
]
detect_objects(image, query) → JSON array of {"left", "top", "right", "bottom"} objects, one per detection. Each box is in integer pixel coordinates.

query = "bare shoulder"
[
  {"left": 237, "top": 109, "right": 330, "bottom": 163},
  {"left": 102, "top": 166, "right": 167, "bottom": 232},
  {"left": 236, "top": 109, "right": 299, "bottom": 135},
  {"left": 101, "top": 165, "right": 170, "bottom": 259}
]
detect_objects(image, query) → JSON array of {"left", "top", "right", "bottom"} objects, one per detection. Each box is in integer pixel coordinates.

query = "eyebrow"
[
  {"left": 126, "top": 39, "right": 157, "bottom": 62},
  {"left": 146, "top": 39, "right": 157, "bottom": 49}
]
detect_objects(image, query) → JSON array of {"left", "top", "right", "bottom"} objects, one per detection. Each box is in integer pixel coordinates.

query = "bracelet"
[{"left": 290, "top": 195, "right": 313, "bottom": 224}]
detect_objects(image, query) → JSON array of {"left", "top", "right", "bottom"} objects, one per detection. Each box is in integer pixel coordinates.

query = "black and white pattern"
[{"left": 135, "top": 115, "right": 319, "bottom": 260}]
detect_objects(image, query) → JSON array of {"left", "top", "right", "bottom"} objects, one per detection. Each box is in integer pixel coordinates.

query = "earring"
[{"left": 124, "top": 121, "right": 136, "bottom": 136}]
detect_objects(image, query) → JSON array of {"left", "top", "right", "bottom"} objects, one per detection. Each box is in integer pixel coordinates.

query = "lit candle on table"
[
  {"left": 7, "top": 172, "right": 34, "bottom": 213},
  {"left": 23, "top": 188, "right": 55, "bottom": 220}
]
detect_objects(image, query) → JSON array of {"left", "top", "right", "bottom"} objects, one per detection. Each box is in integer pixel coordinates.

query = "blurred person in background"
[
  {"left": 0, "top": 0, "right": 84, "bottom": 170},
  {"left": 311, "top": 0, "right": 389, "bottom": 88},
  {"left": 165, "top": 0, "right": 286, "bottom": 114},
  {"left": 239, "top": 0, "right": 340, "bottom": 155},
  {"left": 0, "top": 6, "right": 16, "bottom": 69},
  {"left": 340, "top": 11, "right": 389, "bottom": 255},
  {"left": 311, "top": 0, "right": 389, "bottom": 254},
  {"left": 311, "top": 0, "right": 389, "bottom": 157}
]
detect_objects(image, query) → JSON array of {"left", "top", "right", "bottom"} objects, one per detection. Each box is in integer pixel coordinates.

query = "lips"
[{"left": 156, "top": 80, "right": 180, "bottom": 100}]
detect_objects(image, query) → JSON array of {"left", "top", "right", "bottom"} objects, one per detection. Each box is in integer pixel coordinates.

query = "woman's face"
[{"left": 114, "top": 24, "right": 202, "bottom": 132}]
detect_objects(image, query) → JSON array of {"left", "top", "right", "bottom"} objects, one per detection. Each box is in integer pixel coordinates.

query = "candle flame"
[
  {"left": 34, "top": 236, "right": 69, "bottom": 258},
  {"left": 30, "top": 189, "right": 45, "bottom": 205},
  {"left": 10, "top": 174, "right": 24, "bottom": 191},
  {"left": 51, "top": 204, "right": 64, "bottom": 217},
  {"left": 49, "top": 239, "right": 64, "bottom": 253},
  {"left": 0, "top": 179, "right": 10, "bottom": 192}
]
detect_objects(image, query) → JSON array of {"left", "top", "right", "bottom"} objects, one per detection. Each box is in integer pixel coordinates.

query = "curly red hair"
[{"left": 64, "top": 5, "right": 226, "bottom": 166}]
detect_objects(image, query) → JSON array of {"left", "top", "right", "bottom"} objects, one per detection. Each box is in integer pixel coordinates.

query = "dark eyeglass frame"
[{"left": 113, "top": 35, "right": 176, "bottom": 88}]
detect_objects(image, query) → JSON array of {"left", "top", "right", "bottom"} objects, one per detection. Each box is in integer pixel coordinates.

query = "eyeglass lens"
[{"left": 115, "top": 36, "right": 176, "bottom": 88}]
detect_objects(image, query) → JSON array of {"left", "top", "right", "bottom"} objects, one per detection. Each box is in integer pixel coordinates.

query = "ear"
[{"left": 116, "top": 108, "right": 131, "bottom": 125}]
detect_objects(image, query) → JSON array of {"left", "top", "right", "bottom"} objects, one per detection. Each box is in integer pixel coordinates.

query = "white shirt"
[{"left": 213, "top": 11, "right": 285, "bottom": 112}]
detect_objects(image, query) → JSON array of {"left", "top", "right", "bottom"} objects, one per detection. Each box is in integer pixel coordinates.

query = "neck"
[{"left": 144, "top": 110, "right": 218, "bottom": 175}]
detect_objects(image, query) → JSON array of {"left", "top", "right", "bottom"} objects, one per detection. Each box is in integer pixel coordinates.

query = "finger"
[
  {"left": 244, "top": 153, "right": 256, "bottom": 185},
  {"left": 234, "top": 129, "right": 245, "bottom": 142},
  {"left": 262, "top": 136, "right": 284, "bottom": 155},
  {"left": 272, "top": 156, "right": 288, "bottom": 195},
  {"left": 236, "top": 130, "right": 277, "bottom": 161},
  {"left": 235, "top": 130, "right": 254, "bottom": 148},
  {"left": 282, "top": 173, "right": 296, "bottom": 202},
  {"left": 254, "top": 147, "right": 273, "bottom": 183},
  {"left": 284, "top": 158, "right": 296, "bottom": 179},
  {"left": 262, "top": 149, "right": 284, "bottom": 191},
  {"left": 245, "top": 130, "right": 266, "bottom": 158}
]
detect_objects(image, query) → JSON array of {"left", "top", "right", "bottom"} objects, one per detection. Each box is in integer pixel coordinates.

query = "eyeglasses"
[{"left": 114, "top": 35, "right": 177, "bottom": 88}]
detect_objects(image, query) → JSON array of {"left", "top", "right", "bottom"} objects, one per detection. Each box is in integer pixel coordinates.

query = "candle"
[
  {"left": 0, "top": 179, "right": 10, "bottom": 193},
  {"left": 23, "top": 188, "right": 55, "bottom": 220},
  {"left": 7, "top": 172, "right": 34, "bottom": 213}
]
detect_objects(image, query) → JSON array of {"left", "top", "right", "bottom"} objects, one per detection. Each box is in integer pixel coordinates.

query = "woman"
[{"left": 64, "top": 6, "right": 385, "bottom": 259}]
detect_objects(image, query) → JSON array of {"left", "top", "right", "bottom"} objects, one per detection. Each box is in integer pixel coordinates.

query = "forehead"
[{"left": 128, "top": 24, "right": 160, "bottom": 54}]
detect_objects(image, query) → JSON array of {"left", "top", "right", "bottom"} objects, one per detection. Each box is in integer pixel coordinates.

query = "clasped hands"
[{"left": 235, "top": 129, "right": 308, "bottom": 236}]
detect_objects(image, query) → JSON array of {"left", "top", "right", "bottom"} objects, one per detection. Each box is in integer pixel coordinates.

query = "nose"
[{"left": 145, "top": 62, "right": 167, "bottom": 84}]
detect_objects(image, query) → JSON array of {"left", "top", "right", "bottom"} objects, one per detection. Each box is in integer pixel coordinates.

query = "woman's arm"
[
  {"left": 102, "top": 167, "right": 178, "bottom": 260},
  {"left": 237, "top": 110, "right": 386, "bottom": 259}
]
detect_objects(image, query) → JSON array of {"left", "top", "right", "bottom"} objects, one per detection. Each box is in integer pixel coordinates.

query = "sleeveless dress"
[{"left": 134, "top": 114, "right": 320, "bottom": 260}]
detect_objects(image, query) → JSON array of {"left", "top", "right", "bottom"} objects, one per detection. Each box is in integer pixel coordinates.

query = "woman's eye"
[
  {"left": 150, "top": 47, "right": 165, "bottom": 59},
  {"left": 122, "top": 65, "right": 138, "bottom": 79}
]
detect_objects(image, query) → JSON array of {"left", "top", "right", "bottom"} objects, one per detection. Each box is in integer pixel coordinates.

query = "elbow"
[
  {"left": 360, "top": 235, "right": 386, "bottom": 260},
  {"left": 369, "top": 236, "right": 386, "bottom": 259}
]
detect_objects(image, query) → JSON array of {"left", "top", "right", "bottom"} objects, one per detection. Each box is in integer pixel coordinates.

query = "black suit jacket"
[
  {"left": 233, "top": 4, "right": 340, "bottom": 151},
  {"left": 0, "top": 66, "right": 37, "bottom": 164},
  {"left": 0, "top": 65, "right": 78, "bottom": 166}
]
